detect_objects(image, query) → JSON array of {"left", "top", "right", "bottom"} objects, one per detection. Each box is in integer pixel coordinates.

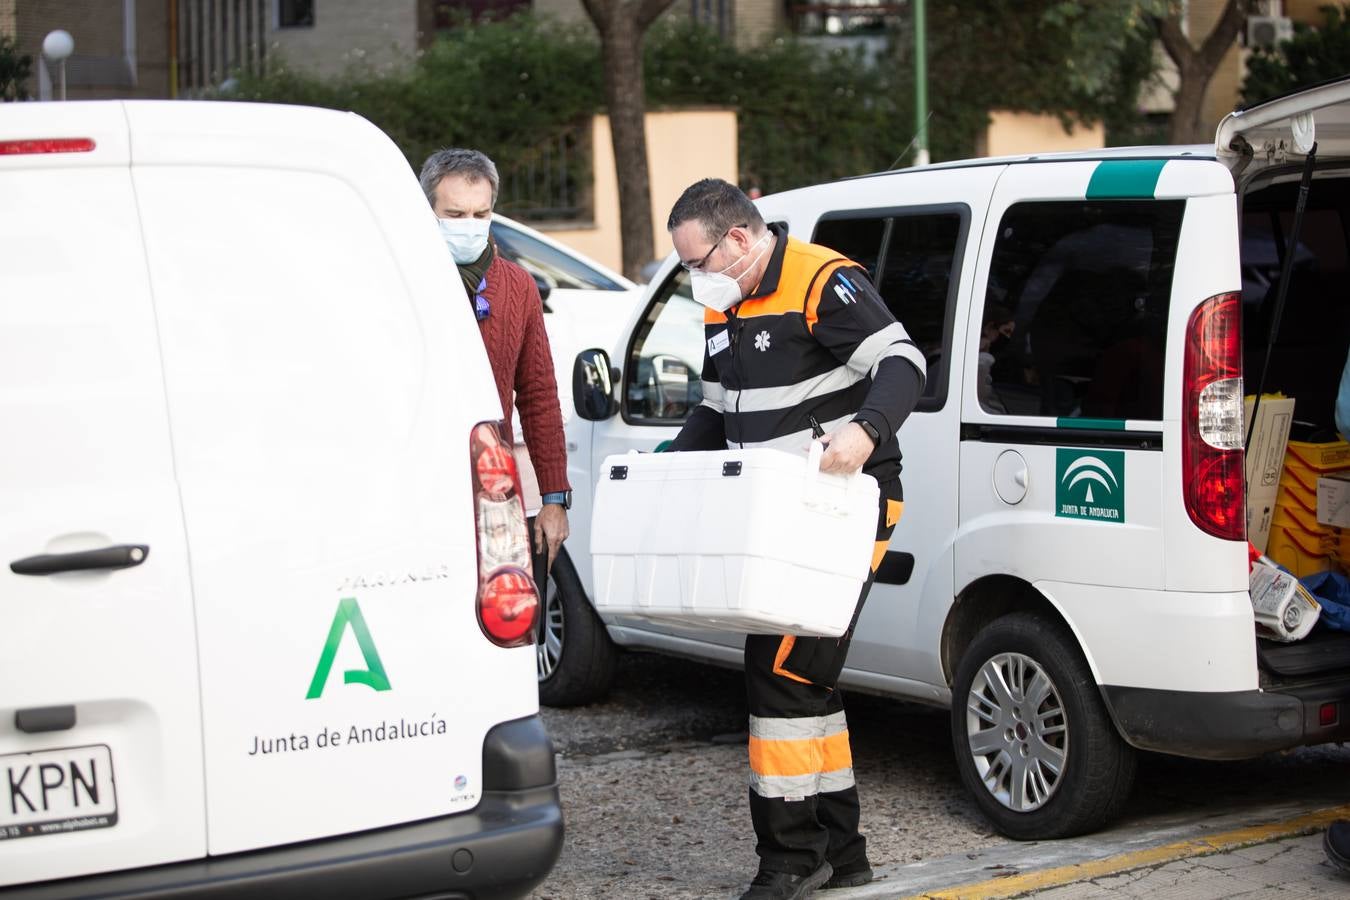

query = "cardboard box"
[
  {"left": 1318, "top": 470, "right": 1350, "bottom": 529},
  {"left": 1245, "top": 395, "right": 1296, "bottom": 553}
]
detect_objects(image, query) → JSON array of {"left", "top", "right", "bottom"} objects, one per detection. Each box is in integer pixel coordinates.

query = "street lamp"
[{"left": 42, "top": 30, "right": 75, "bottom": 102}]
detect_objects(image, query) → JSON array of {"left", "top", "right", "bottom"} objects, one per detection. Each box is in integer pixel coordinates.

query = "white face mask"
[
  {"left": 438, "top": 216, "right": 491, "bottom": 264},
  {"left": 688, "top": 232, "right": 772, "bottom": 313}
]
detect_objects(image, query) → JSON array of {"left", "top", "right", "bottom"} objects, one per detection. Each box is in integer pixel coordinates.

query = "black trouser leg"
[{"left": 743, "top": 480, "right": 903, "bottom": 876}]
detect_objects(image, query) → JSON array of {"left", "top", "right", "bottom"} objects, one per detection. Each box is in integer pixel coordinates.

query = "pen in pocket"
[{"left": 809, "top": 415, "right": 824, "bottom": 439}]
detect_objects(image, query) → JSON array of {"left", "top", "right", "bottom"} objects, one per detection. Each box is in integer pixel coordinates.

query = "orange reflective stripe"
[
  {"left": 819, "top": 729, "right": 854, "bottom": 772},
  {"left": 803, "top": 260, "right": 860, "bottom": 331},
  {"left": 772, "top": 636, "right": 813, "bottom": 685},
  {"left": 886, "top": 499, "right": 903, "bottom": 528},
  {"left": 871, "top": 539, "right": 889, "bottom": 572},
  {"left": 748, "top": 729, "right": 853, "bottom": 777},
  {"left": 704, "top": 307, "right": 729, "bottom": 325}
]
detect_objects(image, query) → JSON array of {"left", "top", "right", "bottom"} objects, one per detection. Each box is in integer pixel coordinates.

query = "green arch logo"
[
  {"left": 1055, "top": 449, "right": 1125, "bottom": 523},
  {"left": 306, "top": 598, "right": 391, "bottom": 699}
]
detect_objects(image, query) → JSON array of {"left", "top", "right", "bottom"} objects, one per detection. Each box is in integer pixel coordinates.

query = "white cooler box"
[{"left": 590, "top": 445, "right": 880, "bottom": 637}]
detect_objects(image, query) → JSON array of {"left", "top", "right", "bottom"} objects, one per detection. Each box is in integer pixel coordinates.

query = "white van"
[
  {"left": 542, "top": 78, "right": 1350, "bottom": 839},
  {"left": 0, "top": 101, "right": 561, "bottom": 896}
]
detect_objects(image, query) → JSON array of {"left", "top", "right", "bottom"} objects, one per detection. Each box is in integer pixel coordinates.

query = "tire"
[
  {"left": 537, "top": 549, "right": 619, "bottom": 707},
  {"left": 950, "top": 611, "right": 1136, "bottom": 840}
]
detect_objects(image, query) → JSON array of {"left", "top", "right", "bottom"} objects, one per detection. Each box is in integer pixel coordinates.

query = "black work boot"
[
  {"left": 738, "top": 862, "right": 833, "bottom": 900},
  {"left": 821, "top": 862, "right": 873, "bottom": 889},
  {"left": 1326, "top": 819, "right": 1350, "bottom": 874}
]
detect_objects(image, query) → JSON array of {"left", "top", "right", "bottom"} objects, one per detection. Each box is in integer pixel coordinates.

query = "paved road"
[{"left": 532, "top": 650, "right": 1350, "bottom": 899}]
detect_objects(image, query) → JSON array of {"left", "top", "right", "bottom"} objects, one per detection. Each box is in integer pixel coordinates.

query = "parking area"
[{"left": 532, "top": 651, "right": 1350, "bottom": 899}]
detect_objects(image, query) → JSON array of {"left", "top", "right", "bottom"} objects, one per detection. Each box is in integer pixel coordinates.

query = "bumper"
[
  {"left": 1105, "top": 682, "right": 1350, "bottom": 759},
  {"left": 6, "top": 716, "right": 563, "bottom": 900}
]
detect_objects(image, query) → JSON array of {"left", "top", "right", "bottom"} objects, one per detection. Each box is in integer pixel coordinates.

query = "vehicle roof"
[{"left": 843, "top": 144, "right": 1215, "bottom": 183}]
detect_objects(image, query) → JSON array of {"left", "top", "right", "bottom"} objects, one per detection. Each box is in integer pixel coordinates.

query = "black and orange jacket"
[{"left": 670, "top": 223, "right": 926, "bottom": 483}]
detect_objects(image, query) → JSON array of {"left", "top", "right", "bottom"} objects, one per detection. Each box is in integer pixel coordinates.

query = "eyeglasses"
[{"left": 681, "top": 224, "right": 747, "bottom": 272}]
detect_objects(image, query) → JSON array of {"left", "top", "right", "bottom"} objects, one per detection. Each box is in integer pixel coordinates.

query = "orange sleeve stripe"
[
  {"left": 748, "top": 730, "right": 853, "bottom": 777},
  {"left": 772, "top": 636, "right": 814, "bottom": 685},
  {"left": 804, "top": 261, "right": 861, "bottom": 331}
]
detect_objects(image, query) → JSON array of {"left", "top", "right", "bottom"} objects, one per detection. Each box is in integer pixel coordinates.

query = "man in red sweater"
[{"left": 419, "top": 148, "right": 572, "bottom": 565}]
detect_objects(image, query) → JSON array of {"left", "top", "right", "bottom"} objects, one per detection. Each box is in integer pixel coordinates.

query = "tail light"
[
  {"left": 1182, "top": 292, "right": 1245, "bottom": 541},
  {"left": 470, "top": 422, "right": 538, "bottom": 647},
  {"left": 0, "top": 138, "right": 96, "bottom": 155}
]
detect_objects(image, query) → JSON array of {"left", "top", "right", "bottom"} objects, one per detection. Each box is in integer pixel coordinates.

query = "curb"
[{"left": 891, "top": 803, "right": 1350, "bottom": 899}]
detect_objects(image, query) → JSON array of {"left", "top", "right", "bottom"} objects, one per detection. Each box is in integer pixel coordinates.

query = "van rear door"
[
  {"left": 125, "top": 101, "right": 531, "bottom": 855},
  {"left": 0, "top": 103, "right": 206, "bottom": 885}
]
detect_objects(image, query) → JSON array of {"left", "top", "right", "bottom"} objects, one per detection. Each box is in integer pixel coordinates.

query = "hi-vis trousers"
[{"left": 744, "top": 478, "right": 903, "bottom": 877}]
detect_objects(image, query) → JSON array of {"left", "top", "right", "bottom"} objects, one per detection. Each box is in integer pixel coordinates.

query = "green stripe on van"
[
  {"left": 1085, "top": 160, "right": 1167, "bottom": 199},
  {"left": 1057, "top": 417, "right": 1126, "bottom": 430}
]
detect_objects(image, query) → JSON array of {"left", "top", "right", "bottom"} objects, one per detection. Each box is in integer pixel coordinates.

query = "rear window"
[{"left": 978, "top": 199, "right": 1184, "bottom": 421}]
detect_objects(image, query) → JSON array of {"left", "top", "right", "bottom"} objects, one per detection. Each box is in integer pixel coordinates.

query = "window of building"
[
  {"left": 278, "top": 0, "right": 315, "bottom": 28},
  {"left": 813, "top": 208, "right": 966, "bottom": 410},
  {"left": 979, "top": 199, "right": 1184, "bottom": 421}
]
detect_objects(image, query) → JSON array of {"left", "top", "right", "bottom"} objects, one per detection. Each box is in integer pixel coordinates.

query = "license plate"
[{"left": 0, "top": 744, "right": 118, "bottom": 840}]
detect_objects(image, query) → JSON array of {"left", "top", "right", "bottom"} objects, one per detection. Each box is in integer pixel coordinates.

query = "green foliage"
[
  {"left": 645, "top": 21, "right": 904, "bottom": 193},
  {"left": 1242, "top": 4, "right": 1350, "bottom": 105},
  {"left": 0, "top": 35, "right": 33, "bottom": 102},
  {"left": 883, "top": 1, "right": 1161, "bottom": 162},
  {"left": 229, "top": 9, "right": 1158, "bottom": 209}
]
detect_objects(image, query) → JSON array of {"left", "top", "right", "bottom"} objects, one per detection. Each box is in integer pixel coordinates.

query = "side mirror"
[
  {"left": 532, "top": 272, "right": 553, "bottom": 306},
  {"left": 573, "top": 348, "right": 618, "bottom": 421}
]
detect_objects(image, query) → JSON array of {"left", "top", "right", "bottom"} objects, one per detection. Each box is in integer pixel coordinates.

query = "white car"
[
  {"left": 546, "top": 78, "right": 1350, "bottom": 839},
  {"left": 1, "top": 101, "right": 561, "bottom": 896},
  {"left": 490, "top": 214, "right": 644, "bottom": 426}
]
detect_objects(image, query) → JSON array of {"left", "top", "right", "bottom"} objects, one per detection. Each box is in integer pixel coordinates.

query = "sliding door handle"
[{"left": 10, "top": 544, "right": 149, "bottom": 576}]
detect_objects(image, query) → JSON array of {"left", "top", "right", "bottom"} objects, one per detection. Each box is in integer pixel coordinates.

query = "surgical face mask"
[
  {"left": 688, "top": 232, "right": 771, "bottom": 313},
  {"left": 438, "top": 216, "right": 491, "bottom": 264}
]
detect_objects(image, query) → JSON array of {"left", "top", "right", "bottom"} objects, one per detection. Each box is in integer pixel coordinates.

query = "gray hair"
[
  {"left": 419, "top": 148, "right": 500, "bottom": 208},
  {"left": 666, "top": 178, "right": 765, "bottom": 242}
]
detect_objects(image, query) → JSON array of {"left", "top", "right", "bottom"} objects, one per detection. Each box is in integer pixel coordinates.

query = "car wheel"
[
  {"left": 537, "top": 548, "right": 618, "bottom": 707},
  {"left": 951, "top": 611, "right": 1135, "bottom": 840}
]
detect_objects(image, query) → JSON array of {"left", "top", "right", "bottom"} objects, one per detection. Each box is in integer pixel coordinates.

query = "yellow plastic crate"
[
  {"left": 1285, "top": 439, "right": 1350, "bottom": 476},
  {"left": 1267, "top": 521, "right": 1337, "bottom": 576}
]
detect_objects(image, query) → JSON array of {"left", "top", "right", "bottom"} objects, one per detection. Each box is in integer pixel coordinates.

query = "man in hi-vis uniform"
[{"left": 666, "top": 179, "right": 925, "bottom": 900}]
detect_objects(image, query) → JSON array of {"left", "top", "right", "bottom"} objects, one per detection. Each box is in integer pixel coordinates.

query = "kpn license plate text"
[{"left": 1, "top": 744, "right": 117, "bottom": 840}]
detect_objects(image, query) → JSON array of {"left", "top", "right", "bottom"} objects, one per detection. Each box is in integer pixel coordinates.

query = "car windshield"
[{"left": 491, "top": 221, "right": 627, "bottom": 292}]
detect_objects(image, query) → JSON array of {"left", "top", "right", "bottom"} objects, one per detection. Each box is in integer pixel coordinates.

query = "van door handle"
[{"left": 9, "top": 544, "right": 149, "bottom": 576}]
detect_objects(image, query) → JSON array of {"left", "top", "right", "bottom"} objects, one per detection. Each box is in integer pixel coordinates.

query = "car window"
[
  {"left": 490, "top": 221, "right": 627, "bottom": 291},
  {"left": 625, "top": 268, "right": 705, "bottom": 422},
  {"left": 813, "top": 209, "right": 965, "bottom": 410},
  {"left": 980, "top": 199, "right": 1183, "bottom": 421}
]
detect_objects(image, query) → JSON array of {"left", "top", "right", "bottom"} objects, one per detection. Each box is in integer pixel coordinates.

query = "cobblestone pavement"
[{"left": 531, "top": 651, "right": 1350, "bottom": 900}]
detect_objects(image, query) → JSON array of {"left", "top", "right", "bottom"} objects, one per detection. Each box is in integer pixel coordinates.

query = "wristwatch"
[
  {"left": 541, "top": 490, "right": 572, "bottom": 509},
  {"left": 854, "top": 418, "right": 881, "bottom": 447}
]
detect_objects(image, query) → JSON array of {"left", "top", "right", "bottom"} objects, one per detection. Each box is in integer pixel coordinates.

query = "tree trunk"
[
  {"left": 1155, "top": 0, "right": 1251, "bottom": 145},
  {"left": 598, "top": 17, "right": 655, "bottom": 281},
  {"left": 1169, "top": 58, "right": 1210, "bottom": 144}
]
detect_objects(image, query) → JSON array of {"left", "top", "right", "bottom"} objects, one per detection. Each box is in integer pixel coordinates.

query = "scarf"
[{"left": 457, "top": 240, "right": 496, "bottom": 304}]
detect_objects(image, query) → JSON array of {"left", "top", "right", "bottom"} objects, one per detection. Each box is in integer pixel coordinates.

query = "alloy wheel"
[
  {"left": 536, "top": 573, "right": 565, "bottom": 681},
  {"left": 964, "top": 651, "right": 1068, "bottom": 812}
]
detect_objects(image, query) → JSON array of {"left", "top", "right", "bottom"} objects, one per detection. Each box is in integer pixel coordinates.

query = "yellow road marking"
[{"left": 897, "top": 804, "right": 1350, "bottom": 899}]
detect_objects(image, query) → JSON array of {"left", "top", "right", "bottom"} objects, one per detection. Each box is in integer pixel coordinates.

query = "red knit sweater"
[{"left": 474, "top": 254, "right": 570, "bottom": 495}]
